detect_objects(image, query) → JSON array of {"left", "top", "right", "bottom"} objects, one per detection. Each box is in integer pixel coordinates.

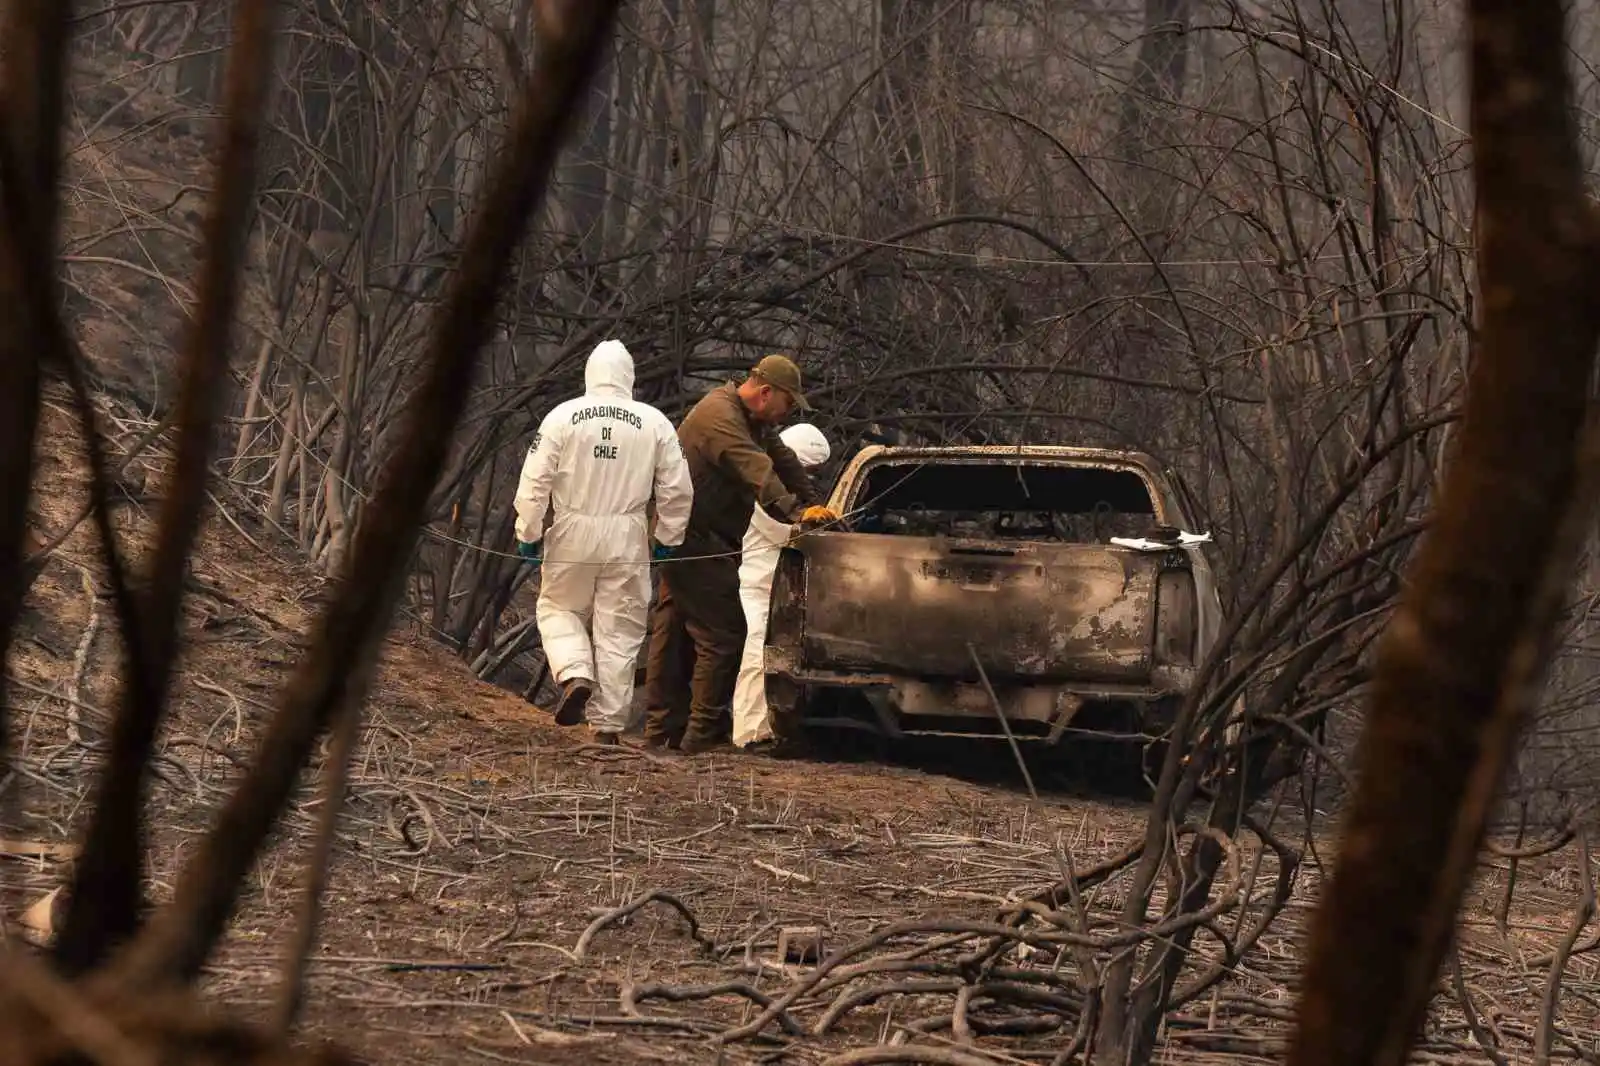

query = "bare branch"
[
  {"left": 0, "top": 0, "right": 72, "bottom": 818},
  {"left": 107, "top": 0, "right": 626, "bottom": 987}
]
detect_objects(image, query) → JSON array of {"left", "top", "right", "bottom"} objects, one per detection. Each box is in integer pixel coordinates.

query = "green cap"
[{"left": 752, "top": 354, "right": 811, "bottom": 411}]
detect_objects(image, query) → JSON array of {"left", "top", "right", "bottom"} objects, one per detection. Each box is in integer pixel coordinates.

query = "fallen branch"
[
  {"left": 821, "top": 1045, "right": 1009, "bottom": 1066},
  {"left": 1169, "top": 815, "right": 1300, "bottom": 1007},
  {"left": 1018, "top": 826, "right": 1242, "bottom": 948},
  {"left": 717, "top": 914, "right": 1164, "bottom": 1045},
  {"left": 622, "top": 980, "right": 806, "bottom": 1035},
  {"left": 573, "top": 890, "right": 716, "bottom": 962},
  {"left": 815, "top": 979, "right": 965, "bottom": 1036},
  {"left": 1009, "top": 839, "right": 1143, "bottom": 917}
]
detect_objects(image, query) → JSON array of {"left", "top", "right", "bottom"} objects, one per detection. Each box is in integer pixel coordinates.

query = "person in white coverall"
[
  {"left": 732, "top": 423, "right": 831, "bottom": 751},
  {"left": 513, "top": 340, "right": 694, "bottom": 744}
]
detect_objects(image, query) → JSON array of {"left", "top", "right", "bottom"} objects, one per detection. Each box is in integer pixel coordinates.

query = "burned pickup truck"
[{"left": 762, "top": 445, "right": 1223, "bottom": 752}]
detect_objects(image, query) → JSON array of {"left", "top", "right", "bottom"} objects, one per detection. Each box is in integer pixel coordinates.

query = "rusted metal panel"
[{"left": 794, "top": 533, "right": 1161, "bottom": 683}]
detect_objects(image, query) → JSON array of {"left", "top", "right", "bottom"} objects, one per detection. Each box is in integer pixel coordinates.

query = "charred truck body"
[{"left": 763, "top": 446, "right": 1223, "bottom": 753}]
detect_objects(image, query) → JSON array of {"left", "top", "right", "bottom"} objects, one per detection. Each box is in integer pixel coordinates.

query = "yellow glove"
[{"left": 800, "top": 505, "right": 840, "bottom": 525}]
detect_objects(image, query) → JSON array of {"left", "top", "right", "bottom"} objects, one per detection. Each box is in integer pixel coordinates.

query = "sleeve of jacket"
[
  {"left": 705, "top": 402, "right": 805, "bottom": 520},
  {"left": 763, "top": 433, "right": 820, "bottom": 507},
  {"left": 513, "top": 412, "right": 564, "bottom": 543},
  {"left": 650, "top": 417, "right": 694, "bottom": 547}
]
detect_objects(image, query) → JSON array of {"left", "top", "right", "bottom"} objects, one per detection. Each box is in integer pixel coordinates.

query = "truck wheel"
[
  {"left": 1078, "top": 737, "right": 1163, "bottom": 799},
  {"left": 765, "top": 676, "right": 809, "bottom": 741}
]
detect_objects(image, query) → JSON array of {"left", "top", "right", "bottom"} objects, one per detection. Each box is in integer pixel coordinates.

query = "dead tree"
[
  {"left": 1288, "top": 2, "right": 1600, "bottom": 1065},
  {"left": 0, "top": 0, "right": 622, "bottom": 1060}
]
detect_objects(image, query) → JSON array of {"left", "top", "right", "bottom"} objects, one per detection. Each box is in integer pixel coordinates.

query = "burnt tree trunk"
[{"left": 1288, "top": 3, "right": 1600, "bottom": 1065}]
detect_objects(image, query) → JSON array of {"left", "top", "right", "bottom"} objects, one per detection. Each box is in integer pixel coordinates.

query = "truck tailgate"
[{"left": 795, "top": 534, "right": 1160, "bottom": 683}]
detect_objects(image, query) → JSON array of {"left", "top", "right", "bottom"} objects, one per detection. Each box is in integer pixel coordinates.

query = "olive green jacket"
[{"left": 677, "top": 383, "right": 818, "bottom": 553}]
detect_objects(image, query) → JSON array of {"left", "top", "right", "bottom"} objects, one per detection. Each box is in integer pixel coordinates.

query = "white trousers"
[
  {"left": 535, "top": 513, "right": 651, "bottom": 733},
  {"left": 732, "top": 505, "right": 794, "bottom": 747}
]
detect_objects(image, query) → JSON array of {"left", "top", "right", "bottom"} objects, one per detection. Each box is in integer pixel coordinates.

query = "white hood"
[
  {"left": 584, "top": 339, "right": 635, "bottom": 398},
  {"left": 779, "top": 423, "right": 830, "bottom": 468}
]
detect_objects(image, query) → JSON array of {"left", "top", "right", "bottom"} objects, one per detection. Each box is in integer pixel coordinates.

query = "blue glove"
[
  {"left": 651, "top": 542, "right": 674, "bottom": 563},
  {"left": 516, "top": 540, "right": 542, "bottom": 566}
]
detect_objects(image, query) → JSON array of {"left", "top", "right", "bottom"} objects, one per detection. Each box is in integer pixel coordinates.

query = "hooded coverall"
[
  {"left": 514, "top": 340, "right": 694, "bottom": 734},
  {"left": 732, "top": 423, "right": 831, "bottom": 748}
]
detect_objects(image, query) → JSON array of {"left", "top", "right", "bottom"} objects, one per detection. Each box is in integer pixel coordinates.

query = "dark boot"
[
  {"left": 741, "top": 736, "right": 810, "bottom": 760},
  {"left": 679, "top": 712, "right": 727, "bottom": 755},
  {"left": 554, "top": 678, "right": 593, "bottom": 726}
]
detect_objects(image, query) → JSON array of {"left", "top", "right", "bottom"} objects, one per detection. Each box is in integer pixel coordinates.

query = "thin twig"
[
  {"left": 966, "top": 644, "right": 1037, "bottom": 801},
  {"left": 66, "top": 566, "right": 100, "bottom": 747}
]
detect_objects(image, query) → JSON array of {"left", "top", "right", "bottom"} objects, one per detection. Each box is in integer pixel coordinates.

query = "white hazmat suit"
[
  {"left": 514, "top": 340, "right": 694, "bottom": 734},
  {"left": 732, "top": 423, "right": 831, "bottom": 748}
]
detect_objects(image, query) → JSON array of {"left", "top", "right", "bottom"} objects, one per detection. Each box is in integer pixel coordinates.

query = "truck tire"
[{"left": 765, "top": 675, "right": 808, "bottom": 741}]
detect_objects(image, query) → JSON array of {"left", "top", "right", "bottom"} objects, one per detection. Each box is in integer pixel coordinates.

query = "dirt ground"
[{"left": 5, "top": 401, "right": 1598, "bottom": 1066}]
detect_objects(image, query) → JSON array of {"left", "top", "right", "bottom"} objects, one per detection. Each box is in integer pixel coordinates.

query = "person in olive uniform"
[{"left": 642, "top": 356, "right": 839, "bottom": 754}]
